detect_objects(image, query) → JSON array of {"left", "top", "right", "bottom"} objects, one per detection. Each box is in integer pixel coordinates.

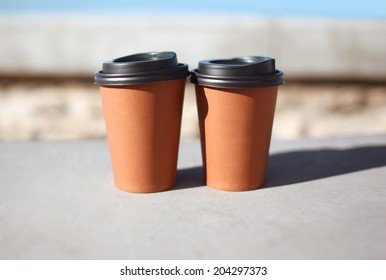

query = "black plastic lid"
[
  {"left": 190, "top": 56, "right": 284, "bottom": 88},
  {"left": 95, "top": 52, "right": 189, "bottom": 86}
]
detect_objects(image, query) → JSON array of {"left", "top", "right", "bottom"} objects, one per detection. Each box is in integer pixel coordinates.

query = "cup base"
[
  {"left": 114, "top": 182, "right": 174, "bottom": 194},
  {"left": 206, "top": 180, "right": 265, "bottom": 192}
]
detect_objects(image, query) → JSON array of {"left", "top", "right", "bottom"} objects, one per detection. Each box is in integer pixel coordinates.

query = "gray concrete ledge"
[
  {"left": 1, "top": 15, "right": 386, "bottom": 80},
  {"left": 0, "top": 135, "right": 386, "bottom": 259}
]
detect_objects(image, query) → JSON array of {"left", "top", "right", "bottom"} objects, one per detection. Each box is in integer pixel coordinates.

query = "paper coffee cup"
[
  {"left": 191, "top": 56, "right": 284, "bottom": 191},
  {"left": 95, "top": 52, "right": 189, "bottom": 193}
]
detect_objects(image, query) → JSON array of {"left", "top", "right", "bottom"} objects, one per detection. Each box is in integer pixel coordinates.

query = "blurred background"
[{"left": 0, "top": 0, "right": 385, "bottom": 140}]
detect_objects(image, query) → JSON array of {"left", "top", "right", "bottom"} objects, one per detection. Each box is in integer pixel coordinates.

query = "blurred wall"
[
  {"left": 1, "top": 14, "right": 386, "bottom": 140},
  {"left": 0, "top": 15, "right": 385, "bottom": 80}
]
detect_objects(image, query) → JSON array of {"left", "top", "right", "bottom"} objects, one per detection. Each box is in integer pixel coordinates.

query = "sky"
[{"left": 0, "top": 0, "right": 385, "bottom": 19}]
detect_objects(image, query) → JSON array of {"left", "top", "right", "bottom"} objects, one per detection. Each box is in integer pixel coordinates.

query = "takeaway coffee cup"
[
  {"left": 95, "top": 52, "right": 189, "bottom": 193},
  {"left": 191, "top": 56, "right": 284, "bottom": 191}
]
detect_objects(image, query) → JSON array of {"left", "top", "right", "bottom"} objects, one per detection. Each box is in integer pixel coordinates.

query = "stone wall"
[
  {"left": 1, "top": 79, "right": 385, "bottom": 140},
  {"left": 1, "top": 16, "right": 385, "bottom": 80},
  {"left": 1, "top": 15, "right": 385, "bottom": 140}
]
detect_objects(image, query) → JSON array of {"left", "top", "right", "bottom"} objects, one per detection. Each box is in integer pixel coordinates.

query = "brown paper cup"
[
  {"left": 100, "top": 79, "right": 185, "bottom": 193},
  {"left": 191, "top": 56, "right": 284, "bottom": 191},
  {"left": 196, "top": 85, "right": 278, "bottom": 191},
  {"left": 95, "top": 52, "right": 189, "bottom": 193}
]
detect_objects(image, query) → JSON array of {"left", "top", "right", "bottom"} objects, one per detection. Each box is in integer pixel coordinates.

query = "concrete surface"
[
  {"left": 1, "top": 15, "right": 386, "bottom": 80},
  {"left": 0, "top": 135, "right": 386, "bottom": 259}
]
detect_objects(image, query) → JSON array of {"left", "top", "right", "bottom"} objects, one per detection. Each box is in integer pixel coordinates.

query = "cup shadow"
[
  {"left": 175, "top": 166, "right": 205, "bottom": 190},
  {"left": 264, "top": 145, "right": 386, "bottom": 188},
  {"left": 175, "top": 145, "right": 386, "bottom": 190}
]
